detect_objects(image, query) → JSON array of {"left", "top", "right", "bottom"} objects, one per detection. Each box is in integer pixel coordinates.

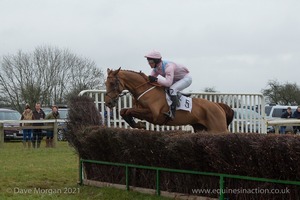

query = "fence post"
[
  {"left": 53, "top": 120, "right": 58, "bottom": 147},
  {"left": 125, "top": 166, "right": 129, "bottom": 191},
  {"left": 0, "top": 122, "right": 4, "bottom": 148},
  {"left": 219, "top": 175, "right": 225, "bottom": 200},
  {"left": 274, "top": 125, "right": 280, "bottom": 134},
  {"left": 79, "top": 159, "right": 83, "bottom": 185},
  {"left": 156, "top": 169, "right": 160, "bottom": 196}
]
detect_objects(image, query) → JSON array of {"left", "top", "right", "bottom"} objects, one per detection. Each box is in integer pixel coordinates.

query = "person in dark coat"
[
  {"left": 32, "top": 102, "right": 46, "bottom": 148},
  {"left": 292, "top": 106, "right": 300, "bottom": 134},
  {"left": 280, "top": 107, "right": 292, "bottom": 134},
  {"left": 45, "top": 105, "right": 60, "bottom": 148}
]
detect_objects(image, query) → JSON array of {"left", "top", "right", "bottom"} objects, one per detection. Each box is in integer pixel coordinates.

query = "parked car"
[
  {"left": 0, "top": 108, "right": 22, "bottom": 141},
  {"left": 44, "top": 107, "right": 69, "bottom": 141},
  {"left": 232, "top": 108, "right": 263, "bottom": 133},
  {"left": 266, "top": 105, "right": 298, "bottom": 133}
]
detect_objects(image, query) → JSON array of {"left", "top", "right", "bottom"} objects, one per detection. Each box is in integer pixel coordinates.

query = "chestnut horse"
[{"left": 105, "top": 68, "right": 234, "bottom": 133}]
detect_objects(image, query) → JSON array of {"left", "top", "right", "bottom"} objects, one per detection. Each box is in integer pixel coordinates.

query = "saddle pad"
[{"left": 166, "top": 94, "right": 192, "bottom": 112}]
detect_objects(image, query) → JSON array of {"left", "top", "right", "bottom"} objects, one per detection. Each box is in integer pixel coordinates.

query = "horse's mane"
[
  {"left": 120, "top": 69, "right": 149, "bottom": 82},
  {"left": 116, "top": 69, "right": 161, "bottom": 87}
]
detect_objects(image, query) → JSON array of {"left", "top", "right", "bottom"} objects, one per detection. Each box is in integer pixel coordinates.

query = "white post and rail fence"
[
  {"left": 78, "top": 90, "right": 300, "bottom": 134},
  {"left": 79, "top": 90, "right": 269, "bottom": 133}
]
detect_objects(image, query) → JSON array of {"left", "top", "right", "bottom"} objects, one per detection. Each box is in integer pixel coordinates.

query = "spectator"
[
  {"left": 20, "top": 104, "right": 34, "bottom": 148},
  {"left": 280, "top": 107, "right": 292, "bottom": 134},
  {"left": 32, "top": 102, "right": 46, "bottom": 148},
  {"left": 292, "top": 106, "right": 300, "bottom": 134},
  {"left": 45, "top": 105, "right": 60, "bottom": 148}
]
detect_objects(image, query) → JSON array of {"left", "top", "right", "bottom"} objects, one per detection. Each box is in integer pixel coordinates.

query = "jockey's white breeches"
[{"left": 169, "top": 74, "right": 192, "bottom": 95}]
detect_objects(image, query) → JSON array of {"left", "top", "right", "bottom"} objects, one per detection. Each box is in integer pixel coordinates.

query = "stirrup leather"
[{"left": 164, "top": 110, "right": 175, "bottom": 119}]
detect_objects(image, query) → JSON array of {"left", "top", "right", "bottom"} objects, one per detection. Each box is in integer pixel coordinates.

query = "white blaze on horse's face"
[{"left": 105, "top": 68, "right": 122, "bottom": 108}]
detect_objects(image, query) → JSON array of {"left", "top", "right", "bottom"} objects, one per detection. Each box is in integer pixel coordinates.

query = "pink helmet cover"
[{"left": 144, "top": 50, "right": 162, "bottom": 59}]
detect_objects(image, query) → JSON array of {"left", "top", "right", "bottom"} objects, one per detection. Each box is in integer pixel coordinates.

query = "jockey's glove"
[{"left": 148, "top": 75, "right": 158, "bottom": 83}]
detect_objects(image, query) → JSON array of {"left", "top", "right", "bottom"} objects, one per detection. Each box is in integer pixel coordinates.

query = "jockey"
[{"left": 145, "top": 50, "right": 192, "bottom": 119}]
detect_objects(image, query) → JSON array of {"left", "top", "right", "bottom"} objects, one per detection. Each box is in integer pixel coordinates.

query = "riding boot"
[
  {"left": 165, "top": 95, "right": 177, "bottom": 119},
  {"left": 170, "top": 95, "right": 177, "bottom": 118}
]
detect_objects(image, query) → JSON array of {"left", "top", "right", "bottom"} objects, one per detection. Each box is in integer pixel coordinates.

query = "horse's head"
[{"left": 105, "top": 67, "right": 125, "bottom": 108}]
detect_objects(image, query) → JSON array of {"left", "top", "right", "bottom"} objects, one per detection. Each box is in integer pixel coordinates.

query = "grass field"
[{"left": 0, "top": 141, "right": 170, "bottom": 200}]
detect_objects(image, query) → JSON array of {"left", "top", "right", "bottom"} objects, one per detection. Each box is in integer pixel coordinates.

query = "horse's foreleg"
[
  {"left": 120, "top": 108, "right": 137, "bottom": 128},
  {"left": 120, "top": 108, "right": 154, "bottom": 129},
  {"left": 127, "top": 108, "right": 154, "bottom": 121}
]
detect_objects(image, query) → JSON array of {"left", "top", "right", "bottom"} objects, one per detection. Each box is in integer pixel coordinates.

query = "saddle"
[
  {"left": 165, "top": 89, "right": 192, "bottom": 112},
  {"left": 179, "top": 92, "right": 191, "bottom": 97}
]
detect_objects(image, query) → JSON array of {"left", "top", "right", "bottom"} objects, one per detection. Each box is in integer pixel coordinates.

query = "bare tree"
[
  {"left": 204, "top": 87, "right": 217, "bottom": 92},
  {"left": 0, "top": 46, "right": 104, "bottom": 112},
  {"left": 262, "top": 80, "right": 300, "bottom": 105}
]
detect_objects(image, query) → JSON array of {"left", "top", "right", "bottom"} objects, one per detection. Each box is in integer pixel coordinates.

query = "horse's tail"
[{"left": 217, "top": 103, "right": 234, "bottom": 126}]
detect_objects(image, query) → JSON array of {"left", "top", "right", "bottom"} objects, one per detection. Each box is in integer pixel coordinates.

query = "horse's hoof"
[{"left": 136, "top": 121, "right": 146, "bottom": 129}]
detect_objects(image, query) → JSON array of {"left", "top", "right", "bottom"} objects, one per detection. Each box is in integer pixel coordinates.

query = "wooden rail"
[
  {"left": 0, "top": 119, "right": 66, "bottom": 148},
  {"left": 267, "top": 119, "right": 300, "bottom": 134}
]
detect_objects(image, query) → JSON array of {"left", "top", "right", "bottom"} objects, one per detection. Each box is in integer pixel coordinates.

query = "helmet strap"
[{"left": 154, "top": 59, "right": 161, "bottom": 68}]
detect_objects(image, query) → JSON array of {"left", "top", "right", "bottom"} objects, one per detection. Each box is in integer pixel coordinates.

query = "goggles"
[{"left": 147, "top": 59, "right": 155, "bottom": 64}]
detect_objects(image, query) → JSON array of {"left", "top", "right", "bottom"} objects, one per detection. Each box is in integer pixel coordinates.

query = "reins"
[
  {"left": 135, "top": 81, "right": 148, "bottom": 89},
  {"left": 132, "top": 74, "right": 162, "bottom": 100},
  {"left": 137, "top": 86, "right": 156, "bottom": 100},
  {"left": 106, "top": 71, "right": 162, "bottom": 103}
]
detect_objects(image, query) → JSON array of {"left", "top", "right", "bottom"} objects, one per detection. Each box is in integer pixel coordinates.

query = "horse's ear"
[
  {"left": 112, "top": 67, "right": 121, "bottom": 75},
  {"left": 107, "top": 68, "right": 111, "bottom": 74}
]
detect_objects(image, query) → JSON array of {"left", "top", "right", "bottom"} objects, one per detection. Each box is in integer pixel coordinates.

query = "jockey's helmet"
[
  {"left": 144, "top": 50, "right": 162, "bottom": 59},
  {"left": 145, "top": 50, "right": 162, "bottom": 66}
]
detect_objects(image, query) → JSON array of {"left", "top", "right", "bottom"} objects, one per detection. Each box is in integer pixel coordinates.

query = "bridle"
[{"left": 105, "top": 75, "right": 126, "bottom": 104}]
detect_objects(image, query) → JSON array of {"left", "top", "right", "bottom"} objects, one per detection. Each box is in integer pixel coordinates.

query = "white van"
[
  {"left": 267, "top": 105, "right": 298, "bottom": 119},
  {"left": 266, "top": 105, "right": 298, "bottom": 133}
]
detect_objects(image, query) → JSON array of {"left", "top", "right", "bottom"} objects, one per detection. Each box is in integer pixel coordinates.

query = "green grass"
[{"left": 0, "top": 141, "right": 170, "bottom": 200}]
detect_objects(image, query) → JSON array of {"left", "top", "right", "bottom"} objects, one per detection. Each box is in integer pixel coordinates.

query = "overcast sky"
[{"left": 1, "top": 0, "right": 299, "bottom": 93}]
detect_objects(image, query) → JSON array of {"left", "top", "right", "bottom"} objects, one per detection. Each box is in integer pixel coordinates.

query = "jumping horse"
[{"left": 105, "top": 68, "right": 234, "bottom": 133}]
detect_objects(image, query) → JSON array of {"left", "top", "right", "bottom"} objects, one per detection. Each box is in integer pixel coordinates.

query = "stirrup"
[{"left": 164, "top": 110, "right": 174, "bottom": 119}]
